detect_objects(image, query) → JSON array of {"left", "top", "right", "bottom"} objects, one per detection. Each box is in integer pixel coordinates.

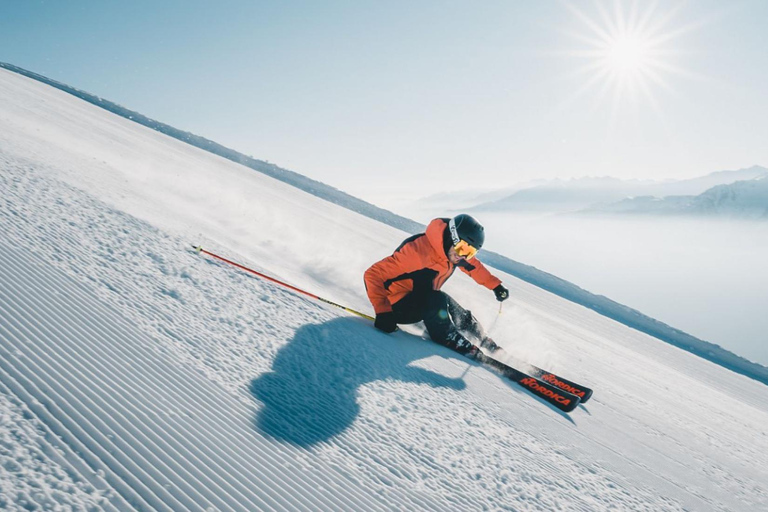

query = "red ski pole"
[{"left": 192, "top": 245, "right": 375, "bottom": 321}]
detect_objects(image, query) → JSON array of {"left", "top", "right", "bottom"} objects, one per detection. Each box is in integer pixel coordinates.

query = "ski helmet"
[{"left": 449, "top": 214, "right": 485, "bottom": 249}]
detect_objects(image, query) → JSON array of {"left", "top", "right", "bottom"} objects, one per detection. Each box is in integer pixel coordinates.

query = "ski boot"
[{"left": 446, "top": 331, "right": 481, "bottom": 359}]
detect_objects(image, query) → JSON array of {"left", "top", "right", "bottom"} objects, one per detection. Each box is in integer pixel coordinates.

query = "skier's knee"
[{"left": 422, "top": 292, "right": 450, "bottom": 325}]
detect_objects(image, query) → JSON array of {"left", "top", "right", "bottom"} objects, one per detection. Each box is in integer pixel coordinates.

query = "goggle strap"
[{"left": 448, "top": 218, "right": 461, "bottom": 245}]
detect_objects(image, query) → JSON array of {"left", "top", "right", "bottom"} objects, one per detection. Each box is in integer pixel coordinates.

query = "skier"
[{"left": 364, "top": 214, "right": 509, "bottom": 358}]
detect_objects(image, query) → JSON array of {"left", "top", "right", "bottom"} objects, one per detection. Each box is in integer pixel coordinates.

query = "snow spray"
[{"left": 192, "top": 245, "right": 375, "bottom": 321}]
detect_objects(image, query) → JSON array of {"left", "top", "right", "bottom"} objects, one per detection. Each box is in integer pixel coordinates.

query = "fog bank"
[{"left": 480, "top": 213, "right": 768, "bottom": 366}]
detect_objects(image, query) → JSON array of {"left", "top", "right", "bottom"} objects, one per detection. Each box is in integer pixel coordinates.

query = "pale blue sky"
[{"left": 2, "top": 0, "right": 767, "bottom": 204}]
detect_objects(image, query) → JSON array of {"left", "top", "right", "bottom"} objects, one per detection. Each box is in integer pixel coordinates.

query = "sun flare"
[{"left": 561, "top": 1, "right": 701, "bottom": 113}]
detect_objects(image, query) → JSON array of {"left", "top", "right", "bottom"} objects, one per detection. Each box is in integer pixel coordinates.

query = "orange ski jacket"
[{"left": 364, "top": 218, "right": 503, "bottom": 314}]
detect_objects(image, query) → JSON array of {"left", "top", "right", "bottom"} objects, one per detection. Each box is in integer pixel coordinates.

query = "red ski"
[{"left": 475, "top": 353, "right": 581, "bottom": 413}]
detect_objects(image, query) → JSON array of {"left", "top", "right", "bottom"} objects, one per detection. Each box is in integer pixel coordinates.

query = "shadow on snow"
[{"left": 249, "top": 317, "right": 467, "bottom": 447}]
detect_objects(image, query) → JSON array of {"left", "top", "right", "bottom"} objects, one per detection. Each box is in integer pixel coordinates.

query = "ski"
[
  {"left": 475, "top": 352, "right": 581, "bottom": 413},
  {"left": 525, "top": 364, "right": 593, "bottom": 403},
  {"left": 491, "top": 349, "right": 593, "bottom": 403}
]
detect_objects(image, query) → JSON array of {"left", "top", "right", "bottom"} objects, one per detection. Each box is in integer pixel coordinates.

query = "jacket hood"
[{"left": 425, "top": 218, "right": 450, "bottom": 260}]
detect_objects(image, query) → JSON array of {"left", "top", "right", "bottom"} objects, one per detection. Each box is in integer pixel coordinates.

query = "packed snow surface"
[{"left": 2, "top": 67, "right": 768, "bottom": 511}]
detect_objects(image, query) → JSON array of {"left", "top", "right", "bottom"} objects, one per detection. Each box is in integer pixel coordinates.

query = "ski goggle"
[{"left": 453, "top": 240, "right": 478, "bottom": 260}]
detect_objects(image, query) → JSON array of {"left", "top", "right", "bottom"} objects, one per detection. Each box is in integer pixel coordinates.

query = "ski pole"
[
  {"left": 192, "top": 245, "right": 375, "bottom": 321},
  {"left": 485, "top": 302, "right": 503, "bottom": 338}
]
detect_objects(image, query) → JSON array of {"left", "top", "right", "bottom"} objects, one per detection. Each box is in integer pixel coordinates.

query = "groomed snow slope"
[{"left": 1, "top": 67, "right": 768, "bottom": 511}]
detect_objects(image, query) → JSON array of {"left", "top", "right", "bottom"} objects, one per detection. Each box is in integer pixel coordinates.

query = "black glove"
[
  {"left": 493, "top": 284, "right": 509, "bottom": 302},
  {"left": 374, "top": 312, "right": 398, "bottom": 333}
]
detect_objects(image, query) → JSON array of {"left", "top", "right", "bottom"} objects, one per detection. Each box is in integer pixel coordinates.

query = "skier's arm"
[
  {"left": 364, "top": 240, "right": 431, "bottom": 314},
  {"left": 459, "top": 258, "right": 502, "bottom": 290}
]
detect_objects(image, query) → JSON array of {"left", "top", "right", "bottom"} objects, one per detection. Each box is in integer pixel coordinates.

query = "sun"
[
  {"left": 607, "top": 35, "right": 650, "bottom": 73},
  {"left": 560, "top": 1, "right": 701, "bottom": 112}
]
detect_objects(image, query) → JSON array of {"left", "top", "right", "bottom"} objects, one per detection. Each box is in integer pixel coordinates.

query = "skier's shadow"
[{"left": 249, "top": 317, "right": 466, "bottom": 447}]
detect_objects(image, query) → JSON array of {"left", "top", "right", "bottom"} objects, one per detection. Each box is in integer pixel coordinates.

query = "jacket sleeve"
[
  {"left": 460, "top": 258, "right": 502, "bottom": 290},
  {"left": 364, "top": 239, "right": 432, "bottom": 314}
]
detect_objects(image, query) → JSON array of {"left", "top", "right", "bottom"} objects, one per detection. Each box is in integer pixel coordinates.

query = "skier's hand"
[
  {"left": 493, "top": 284, "right": 509, "bottom": 302},
  {"left": 374, "top": 312, "right": 398, "bottom": 333}
]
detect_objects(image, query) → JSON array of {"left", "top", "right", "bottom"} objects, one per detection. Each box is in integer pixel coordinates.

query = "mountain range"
[
  {"left": 419, "top": 166, "right": 768, "bottom": 218},
  {"left": 585, "top": 174, "right": 768, "bottom": 218}
]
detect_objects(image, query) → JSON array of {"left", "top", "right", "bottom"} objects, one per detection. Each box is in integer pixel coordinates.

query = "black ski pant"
[{"left": 391, "top": 290, "right": 486, "bottom": 351}]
